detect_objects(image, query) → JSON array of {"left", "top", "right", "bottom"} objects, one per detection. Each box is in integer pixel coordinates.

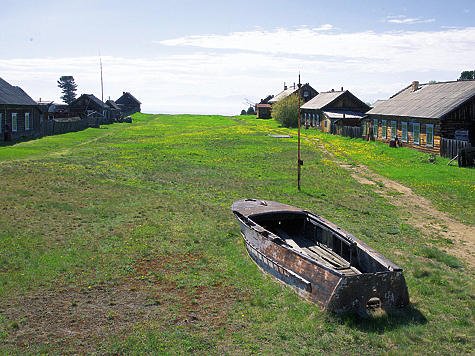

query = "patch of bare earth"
[
  {"left": 0, "top": 252, "right": 241, "bottom": 354},
  {"left": 309, "top": 138, "right": 475, "bottom": 271}
]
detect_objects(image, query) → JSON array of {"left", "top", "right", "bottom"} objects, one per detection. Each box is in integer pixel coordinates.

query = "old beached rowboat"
[{"left": 232, "top": 199, "right": 409, "bottom": 313}]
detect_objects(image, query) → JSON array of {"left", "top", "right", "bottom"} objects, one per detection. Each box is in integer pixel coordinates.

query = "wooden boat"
[{"left": 232, "top": 199, "right": 409, "bottom": 313}]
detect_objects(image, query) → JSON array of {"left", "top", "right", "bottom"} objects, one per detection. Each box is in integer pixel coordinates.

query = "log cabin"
[
  {"left": 116, "top": 92, "right": 141, "bottom": 116},
  {"left": 364, "top": 80, "right": 475, "bottom": 155},
  {"left": 269, "top": 82, "right": 318, "bottom": 106},
  {"left": 0, "top": 77, "right": 41, "bottom": 141},
  {"left": 300, "top": 89, "right": 370, "bottom": 132}
]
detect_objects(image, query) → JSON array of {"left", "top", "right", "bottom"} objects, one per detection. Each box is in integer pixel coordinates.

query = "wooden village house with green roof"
[
  {"left": 364, "top": 80, "right": 475, "bottom": 157},
  {"left": 0, "top": 77, "right": 42, "bottom": 141}
]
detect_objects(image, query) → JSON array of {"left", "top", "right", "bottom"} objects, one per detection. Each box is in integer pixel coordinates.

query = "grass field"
[{"left": 0, "top": 113, "right": 474, "bottom": 355}]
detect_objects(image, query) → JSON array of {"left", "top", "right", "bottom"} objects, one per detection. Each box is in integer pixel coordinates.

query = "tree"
[
  {"left": 246, "top": 106, "right": 255, "bottom": 115},
  {"left": 57, "top": 76, "right": 78, "bottom": 104},
  {"left": 240, "top": 109, "right": 247, "bottom": 115},
  {"left": 458, "top": 70, "right": 475, "bottom": 81},
  {"left": 271, "top": 93, "right": 300, "bottom": 128}
]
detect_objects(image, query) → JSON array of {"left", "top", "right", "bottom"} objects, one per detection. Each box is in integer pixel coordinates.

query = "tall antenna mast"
[
  {"left": 99, "top": 51, "right": 104, "bottom": 104},
  {"left": 297, "top": 73, "right": 302, "bottom": 191}
]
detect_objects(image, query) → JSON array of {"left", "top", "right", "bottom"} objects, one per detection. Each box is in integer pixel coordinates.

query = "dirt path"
[{"left": 308, "top": 137, "right": 475, "bottom": 271}]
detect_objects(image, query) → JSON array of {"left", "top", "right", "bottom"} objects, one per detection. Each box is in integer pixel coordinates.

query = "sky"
[{"left": 1, "top": 0, "right": 475, "bottom": 115}]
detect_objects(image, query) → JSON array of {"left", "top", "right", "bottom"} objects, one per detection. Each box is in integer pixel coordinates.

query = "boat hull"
[{"left": 232, "top": 199, "right": 410, "bottom": 313}]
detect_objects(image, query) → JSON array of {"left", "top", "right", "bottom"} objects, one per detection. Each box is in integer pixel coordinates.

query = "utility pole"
[{"left": 297, "top": 73, "right": 303, "bottom": 191}]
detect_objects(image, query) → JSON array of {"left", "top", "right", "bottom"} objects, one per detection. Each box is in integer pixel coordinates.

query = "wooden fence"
[
  {"left": 331, "top": 125, "right": 363, "bottom": 139},
  {"left": 440, "top": 138, "right": 472, "bottom": 159}
]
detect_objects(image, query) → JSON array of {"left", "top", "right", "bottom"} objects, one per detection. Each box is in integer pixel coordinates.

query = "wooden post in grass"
[{"left": 297, "top": 73, "right": 302, "bottom": 191}]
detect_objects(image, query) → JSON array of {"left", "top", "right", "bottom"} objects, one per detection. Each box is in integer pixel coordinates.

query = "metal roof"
[
  {"left": 300, "top": 91, "right": 346, "bottom": 110},
  {"left": 268, "top": 85, "right": 299, "bottom": 103},
  {"left": 0, "top": 77, "right": 38, "bottom": 106},
  {"left": 367, "top": 80, "right": 475, "bottom": 119}
]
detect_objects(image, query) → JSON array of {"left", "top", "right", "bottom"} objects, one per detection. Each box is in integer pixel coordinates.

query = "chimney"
[
  {"left": 284, "top": 82, "right": 287, "bottom": 90},
  {"left": 341, "top": 87, "right": 344, "bottom": 91},
  {"left": 411, "top": 81, "right": 419, "bottom": 92}
]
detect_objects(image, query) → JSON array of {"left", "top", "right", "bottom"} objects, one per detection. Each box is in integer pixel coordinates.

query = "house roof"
[
  {"left": 0, "top": 77, "right": 38, "bottom": 106},
  {"left": 106, "top": 99, "right": 120, "bottom": 110},
  {"left": 269, "top": 85, "right": 299, "bottom": 104},
  {"left": 71, "top": 94, "right": 108, "bottom": 108},
  {"left": 367, "top": 80, "right": 475, "bottom": 119},
  {"left": 300, "top": 90, "right": 346, "bottom": 110},
  {"left": 116, "top": 92, "right": 142, "bottom": 105},
  {"left": 371, "top": 100, "right": 386, "bottom": 108},
  {"left": 256, "top": 103, "right": 271, "bottom": 108}
]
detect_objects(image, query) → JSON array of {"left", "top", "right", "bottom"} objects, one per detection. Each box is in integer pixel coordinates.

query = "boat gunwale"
[{"left": 233, "top": 203, "right": 403, "bottom": 274}]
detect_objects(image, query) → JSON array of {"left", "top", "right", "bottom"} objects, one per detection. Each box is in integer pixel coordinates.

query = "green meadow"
[{"left": 0, "top": 113, "right": 474, "bottom": 355}]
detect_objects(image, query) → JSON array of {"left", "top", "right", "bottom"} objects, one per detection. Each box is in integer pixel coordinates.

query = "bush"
[{"left": 271, "top": 93, "right": 300, "bottom": 127}]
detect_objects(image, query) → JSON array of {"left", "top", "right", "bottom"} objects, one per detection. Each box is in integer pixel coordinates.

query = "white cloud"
[
  {"left": 159, "top": 27, "right": 475, "bottom": 73},
  {"left": 2, "top": 26, "right": 475, "bottom": 115},
  {"left": 383, "top": 15, "right": 436, "bottom": 24}
]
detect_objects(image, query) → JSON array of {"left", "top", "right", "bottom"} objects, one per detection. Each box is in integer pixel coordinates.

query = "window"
[
  {"left": 413, "top": 123, "right": 420, "bottom": 145},
  {"left": 25, "top": 112, "right": 30, "bottom": 130},
  {"left": 382, "top": 120, "right": 387, "bottom": 139},
  {"left": 373, "top": 119, "right": 378, "bottom": 138},
  {"left": 391, "top": 121, "right": 397, "bottom": 139},
  {"left": 324, "top": 119, "right": 327, "bottom": 128},
  {"left": 426, "top": 124, "right": 434, "bottom": 147},
  {"left": 317, "top": 114, "right": 320, "bottom": 127},
  {"left": 12, "top": 113, "right": 17, "bottom": 131},
  {"left": 402, "top": 122, "right": 408, "bottom": 142},
  {"left": 362, "top": 122, "right": 367, "bottom": 137}
]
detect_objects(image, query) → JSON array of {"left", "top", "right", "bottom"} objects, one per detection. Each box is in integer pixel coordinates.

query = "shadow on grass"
[{"left": 333, "top": 304, "right": 427, "bottom": 333}]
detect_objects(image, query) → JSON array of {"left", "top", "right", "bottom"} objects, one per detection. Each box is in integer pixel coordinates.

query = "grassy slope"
[{"left": 0, "top": 114, "right": 474, "bottom": 355}]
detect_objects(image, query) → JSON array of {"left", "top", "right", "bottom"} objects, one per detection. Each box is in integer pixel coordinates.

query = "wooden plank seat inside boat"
[{"left": 276, "top": 228, "right": 362, "bottom": 276}]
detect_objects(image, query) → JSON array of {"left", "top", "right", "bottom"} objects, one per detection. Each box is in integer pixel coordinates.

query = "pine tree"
[{"left": 57, "top": 76, "right": 78, "bottom": 104}]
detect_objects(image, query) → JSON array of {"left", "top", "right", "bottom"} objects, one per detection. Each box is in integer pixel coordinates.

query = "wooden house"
[
  {"left": 364, "top": 80, "right": 475, "bottom": 155},
  {"left": 0, "top": 77, "right": 41, "bottom": 141},
  {"left": 269, "top": 83, "right": 318, "bottom": 105},
  {"left": 106, "top": 99, "right": 122, "bottom": 121},
  {"left": 116, "top": 92, "right": 141, "bottom": 116},
  {"left": 256, "top": 103, "right": 272, "bottom": 119},
  {"left": 300, "top": 89, "right": 370, "bottom": 132},
  {"left": 69, "top": 94, "right": 110, "bottom": 125}
]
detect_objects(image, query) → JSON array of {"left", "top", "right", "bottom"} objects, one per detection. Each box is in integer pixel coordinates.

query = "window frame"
[
  {"left": 25, "top": 112, "right": 30, "bottom": 130},
  {"left": 413, "top": 123, "right": 420, "bottom": 145},
  {"left": 373, "top": 119, "right": 378, "bottom": 138},
  {"left": 426, "top": 124, "right": 434, "bottom": 147},
  {"left": 401, "top": 122, "right": 408, "bottom": 142},
  {"left": 381, "top": 120, "right": 387, "bottom": 139},
  {"left": 12, "top": 113, "right": 18, "bottom": 132},
  {"left": 391, "top": 121, "right": 397, "bottom": 139}
]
